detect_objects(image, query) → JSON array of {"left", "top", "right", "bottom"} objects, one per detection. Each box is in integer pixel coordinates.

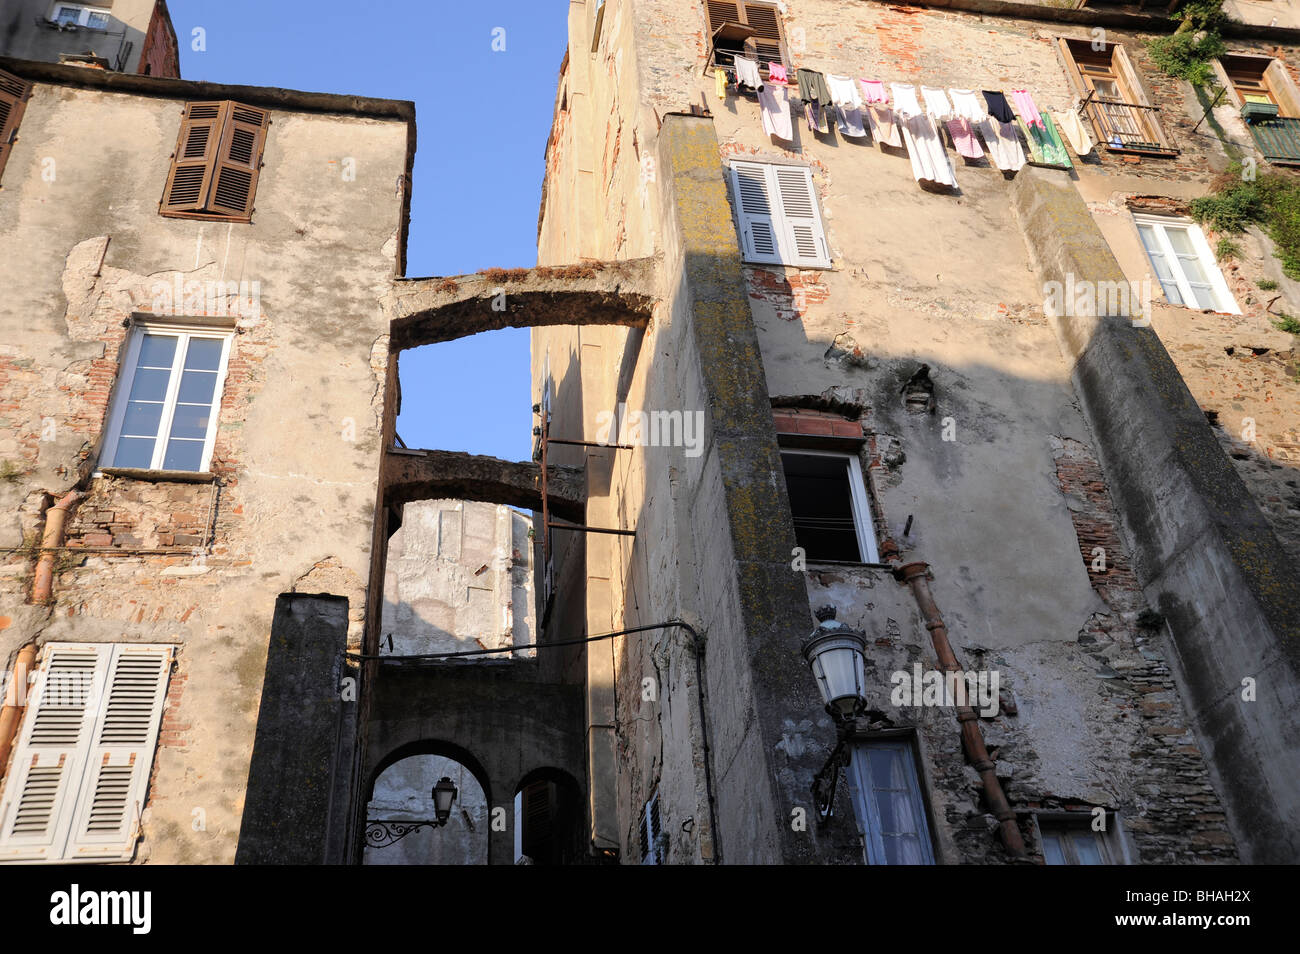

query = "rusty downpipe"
[
  {"left": 31, "top": 491, "right": 83, "bottom": 604},
  {"left": 0, "top": 643, "right": 37, "bottom": 784},
  {"left": 893, "top": 561, "right": 1028, "bottom": 860}
]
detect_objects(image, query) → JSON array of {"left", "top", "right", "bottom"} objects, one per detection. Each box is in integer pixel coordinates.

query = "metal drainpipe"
[
  {"left": 893, "top": 561, "right": 1029, "bottom": 860},
  {"left": 31, "top": 491, "right": 83, "bottom": 604},
  {"left": 0, "top": 643, "right": 37, "bottom": 784}
]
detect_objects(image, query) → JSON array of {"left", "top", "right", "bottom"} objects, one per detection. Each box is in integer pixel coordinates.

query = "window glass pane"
[
  {"left": 163, "top": 440, "right": 204, "bottom": 472},
  {"left": 1072, "top": 832, "right": 1105, "bottom": 865},
  {"left": 112, "top": 437, "right": 155, "bottom": 469},
  {"left": 883, "top": 833, "right": 925, "bottom": 865},
  {"left": 54, "top": 7, "right": 79, "bottom": 24},
  {"left": 1138, "top": 225, "right": 1185, "bottom": 305},
  {"left": 127, "top": 368, "right": 171, "bottom": 403},
  {"left": 177, "top": 370, "right": 217, "bottom": 405},
  {"left": 1189, "top": 284, "right": 1219, "bottom": 310},
  {"left": 137, "top": 334, "right": 177, "bottom": 369},
  {"left": 781, "top": 453, "right": 861, "bottom": 562},
  {"left": 168, "top": 403, "right": 211, "bottom": 441},
  {"left": 1041, "top": 832, "right": 1067, "bottom": 865},
  {"left": 86, "top": 11, "right": 108, "bottom": 27},
  {"left": 184, "top": 338, "right": 224, "bottom": 372},
  {"left": 120, "top": 401, "right": 163, "bottom": 438}
]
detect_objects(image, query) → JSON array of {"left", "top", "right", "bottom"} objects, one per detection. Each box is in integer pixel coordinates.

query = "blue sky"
[{"left": 172, "top": 1, "right": 568, "bottom": 460}]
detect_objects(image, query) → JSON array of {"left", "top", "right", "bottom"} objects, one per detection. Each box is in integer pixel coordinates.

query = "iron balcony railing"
[
  {"left": 1245, "top": 115, "right": 1300, "bottom": 166},
  {"left": 1079, "top": 92, "right": 1177, "bottom": 154}
]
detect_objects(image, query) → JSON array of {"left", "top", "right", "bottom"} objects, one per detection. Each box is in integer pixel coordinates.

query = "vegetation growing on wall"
[
  {"left": 1192, "top": 165, "right": 1300, "bottom": 279},
  {"left": 1148, "top": 0, "right": 1227, "bottom": 86}
]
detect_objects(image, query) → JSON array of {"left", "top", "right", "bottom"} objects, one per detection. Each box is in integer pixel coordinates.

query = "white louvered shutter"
[
  {"left": 0, "top": 644, "right": 109, "bottom": 862},
  {"left": 771, "top": 165, "right": 830, "bottom": 267},
  {"left": 67, "top": 645, "right": 172, "bottom": 861},
  {"left": 731, "top": 162, "right": 782, "bottom": 264}
]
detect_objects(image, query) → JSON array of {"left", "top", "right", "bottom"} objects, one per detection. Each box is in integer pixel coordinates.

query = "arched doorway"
[
  {"left": 513, "top": 768, "right": 584, "bottom": 865},
  {"left": 363, "top": 743, "right": 491, "bottom": 865}
]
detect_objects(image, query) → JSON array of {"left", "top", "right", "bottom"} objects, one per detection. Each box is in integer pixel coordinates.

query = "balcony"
[{"left": 1080, "top": 94, "right": 1179, "bottom": 156}]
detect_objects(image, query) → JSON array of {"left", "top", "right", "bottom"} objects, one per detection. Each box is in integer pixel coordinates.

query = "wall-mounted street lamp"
[
  {"left": 365, "top": 776, "right": 459, "bottom": 849},
  {"left": 802, "top": 606, "right": 868, "bottom": 824}
]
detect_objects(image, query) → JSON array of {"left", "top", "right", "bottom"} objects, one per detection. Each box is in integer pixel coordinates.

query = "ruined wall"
[{"left": 0, "top": 77, "right": 409, "bottom": 863}]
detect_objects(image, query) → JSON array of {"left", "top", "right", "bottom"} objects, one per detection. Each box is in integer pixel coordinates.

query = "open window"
[
  {"left": 780, "top": 449, "right": 879, "bottom": 564},
  {"left": 0, "top": 68, "right": 32, "bottom": 188},
  {"left": 98, "top": 322, "right": 234, "bottom": 474},
  {"left": 704, "top": 2, "right": 788, "bottom": 73},
  {"left": 1216, "top": 54, "right": 1300, "bottom": 165},
  {"left": 161, "top": 101, "right": 269, "bottom": 221},
  {"left": 1134, "top": 214, "right": 1240, "bottom": 314},
  {"left": 0, "top": 643, "right": 174, "bottom": 863},
  {"left": 1058, "top": 38, "right": 1177, "bottom": 156}
]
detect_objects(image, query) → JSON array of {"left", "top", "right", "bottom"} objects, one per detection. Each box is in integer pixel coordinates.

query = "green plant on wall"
[
  {"left": 1147, "top": 0, "right": 1228, "bottom": 86},
  {"left": 1193, "top": 163, "right": 1300, "bottom": 280}
]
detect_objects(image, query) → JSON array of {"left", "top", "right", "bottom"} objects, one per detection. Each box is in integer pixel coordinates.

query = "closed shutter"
[
  {"left": 208, "top": 103, "right": 268, "bottom": 218},
  {"left": 0, "top": 645, "right": 109, "bottom": 862},
  {"left": 1111, "top": 45, "right": 1171, "bottom": 149},
  {"left": 742, "top": 3, "right": 785, "bottom": 70},
  {"left": 67, "top": 645, "right": 172, "bottom": 860},
  {"left": 0, "top": 68, "right": 33, "bottom": 187},
  {"left": 731, "top": 161, "right": 782, "bottom": 264},
  {"left": 772, "top": 165, "right": 830, "bottom": 267},
  {"left": 161, "top": 102, "right": 223, "bottom": 213},
  {"left": 706, "top": 1, "right": 741, "bottom": 28}
]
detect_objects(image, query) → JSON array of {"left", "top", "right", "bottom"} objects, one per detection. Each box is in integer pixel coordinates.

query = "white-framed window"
[
  {"left": 729, "top": 161, "right": 831, "bottom": 268},
  {"left": 1036, "top": 813, "right": 1127, "bottom": 865},
  {"left": 1134, "top": 214, "right": 1240, "bottom": 314},
  {"left": 779, "top": 448, "right": 879, "bottom": 563},
  {"left": 844, "top": 738, "right": 936, "bottom": 865},
  {"left": 99, "top": 323, "right": 233, "bottom": 473},
  {"left": 0, "top": 643, "right": 174, "bottom": 863},
  {"left": 48, "top": 3, "right": 111, "bottom": 29},
  {"left": 638, "top": 791, "right": 662, "bottom": 864}
]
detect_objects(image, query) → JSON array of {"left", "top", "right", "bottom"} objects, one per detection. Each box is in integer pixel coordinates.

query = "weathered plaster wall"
[{"left": 0, "top": 79, "right": 409, "bottom": 863}]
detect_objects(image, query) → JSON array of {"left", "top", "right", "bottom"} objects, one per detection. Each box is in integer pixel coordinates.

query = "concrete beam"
[
  {"left": 382, "top": 448, "right": 586, "bottom": 521},
  {"left": 387, "top": 257, "right": 659, "bottom": 351}
]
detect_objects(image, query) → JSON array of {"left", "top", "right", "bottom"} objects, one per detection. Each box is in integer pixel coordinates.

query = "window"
[
  {"left": 844, "top": 738, "right": 936, "bottom": 865},
  {"left": 638, "top": 791, "right": 662, "bottom": 864},
  {"left": 0, "top": 68, "right": 32, "bottom": 188},
  {"left": 0, "top": 643, "right": 174, "bottom": 863},
  {"left": 100, "top": 324, "right": 233, "bottom": 473},
  {"left": 1134, "top": 215, "right": 1240, "bottom": 314},
  {"left": 780, "top": 449, "right": 878, "bottom": 564},
  {"left": 161, "top": 101, "right": 269, "bottom": 221},
  {"left": 48, "top": 3, "right": 110, "bottom": 29},
  {"left": 704, "top": 1, "right": 788, "bottom": 72},
  {"left": 1217, "top": 55, "right": 1300, "bottom": 166},
  {"left": 1037, "top": 814, "right": 1122, "bottom": 864},
  {"left": 1058, "top": 38, "right": 1176, "bottom": 155},
  {"left": 730, "top": 162, "right": 830, "bottom": 268}
]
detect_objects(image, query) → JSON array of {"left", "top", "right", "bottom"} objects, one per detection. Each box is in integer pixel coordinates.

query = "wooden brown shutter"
[
  {"left": 207, "top": 102, "right": 268, "bottom": 219},
  {"left": 705, "top": 1, "right": 741, "bottom": 31},
  {"left": 161, "top": 101, "right": 223, "bottom": 213},
  {"left": 742, "top": 3, "right": 786, "bottom": 70},
  {"left": 0, "top": 68, "right": 33, "bottom": 187}
]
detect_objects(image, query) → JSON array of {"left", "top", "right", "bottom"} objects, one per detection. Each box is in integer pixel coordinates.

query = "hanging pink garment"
[
  {"left": 768, "top": 62, "right": 788, "bottom": 84},
  {"left": 858, "top": 79, "right": 889, "bottom": 104},
  {"left": 758, "top": 85, "right": 794, "bottom": 141},
  {"left": 1011, "top": 89, "right": 1045, "bottom": 130},
  {"left": 945, "top": 118, "right": 985, "bottom": 160}
]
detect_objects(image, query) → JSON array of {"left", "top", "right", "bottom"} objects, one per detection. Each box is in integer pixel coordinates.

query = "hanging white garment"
[
  {"left": 921, "top": 86, "right": 954, "bottom": 121},
  {"left": 1053, "top": 103, "right": 1095, "bottom": 156},
  {"left": 733, "top": 55, "right": 763, "bottom": 91},
  {"left": 899, "top": 112, "right": 958, "bottom": 188},
  {"left": 758, "top": 85, "right": 794, "bottom": 141},
  {"left": 975, "top": 119, "right": 1026, "bottom": 172},
  {"left": 890, "top": 83, "right": 923, "bottom": 118},
  {"left": 948, "top": 88, "right": 986, "bottom": 123},
  {"left": 826, "top": 73, "right": 864, "bottom": 108}
]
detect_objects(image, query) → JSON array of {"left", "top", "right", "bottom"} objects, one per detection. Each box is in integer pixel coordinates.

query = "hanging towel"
[
  {"left": 768, "top": 62, "right": 789, "bottom": 84},
  {"left": 921, "top": 86, "right": 954, "bottom": 121},
  {"left": 758, "top": 84, "right": 795, "bottom": 141},
  {"left": 1039, "top": 112, "right": 1073, "bottom": 167},
  {"left": 715, "top": 68, "right": 728, "bottom": 100},
  {"left": 858, "top": 79, "right": 889, "bottom": 104},
  {"left": 865, "top": 105, "right": 902, "bottom": 147},
  {"left": 975, "top": 119, "right": 1026, "bottom": 172},
  {"left": 734, "top": 55, "right": 763, "bottom": 91},
  {"left": 899, "top": 113, "right": 957, "bottom": 188},
  {"left": 890, "top": 82, "right": 924, "bottom": 118},
  {"left": 948, "top": 88, "right": 986, "bottom": 123},
  {"left": 1053, "top": 104, "right": 1094, "bottom": 156},
  {"left": 945, "top": 118, "right": 985, "bottom": 160},
  {"left": 1011, "top": 89, "right": 1045, "bottom": 130},
  {"left": 982, "top": 90, "right": 1016, "bottom": 125}
]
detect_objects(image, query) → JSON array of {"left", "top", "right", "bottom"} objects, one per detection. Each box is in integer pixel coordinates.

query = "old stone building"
[
  {"left": 1, "top": 0, "right": 1298, "bottom": 868},
  {"left": 0, "top": 1, "right": 179, "bottom": 76}
]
